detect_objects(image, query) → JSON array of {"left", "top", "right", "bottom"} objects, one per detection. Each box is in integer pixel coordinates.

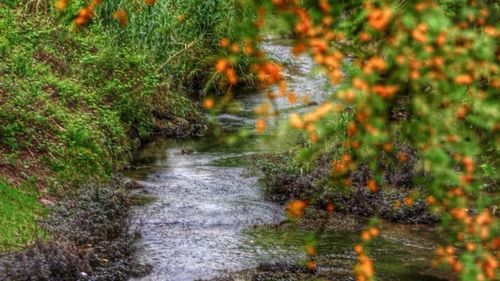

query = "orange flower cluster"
[
  {"left": 203, "top": 98, "right": 214, "bottom": 110},
  {"left": 255, "top": 118, "right": 266, "bottom": 134},
  {"left": 288, "top": 103, "right": 336, "bottom": 142},
  {"left": 371, "top": 84, "right": 398, "bottom": 99},
  {"left": 436, "top": 239, "right": 498, "bottom": 279},
  {"left": 412, "top": 23, "right": 428, "bottom": 43},
  {"left": 286, "top": 200, "right": 307, "bottom": 218},
  {"left": 455, "top": 73, "right": 473, "bottom": 85},
  {"left": 254, "top": 62, "right": 282, "bottom": 86},
  {"left": 363, "top": 56, "right": 386, "bottom": 74},
  {"left": 332, "top": 153, "right": 352, "bottom": 175},
  {"left": 270, "top": 0, "right": 299, "bottom": 9},
  {"left": 366, "top": 179, "right": 378, "bottom": 193},
  {"left": 275, "top": 2, "right": 345, "bottom": 86},
  {"left": 306, "top": 259, "right": 317, "bottom": 271},
  {"left": 367, "top": 6, "right": 392, "bottom": 31},
  {"left": 294, "top": 8, "right": 312, "bottom": 36},
  {"left": 354, "top": 227, "right": 380, "bottom": 281},
  {"left": 215, "top": 59, "right": 237, "bottom": 85},
  {"left": 54, "top": 0, "right": 67, "bottom": 11},
  {"left": 74, "top": 0, "right": 101, "bottom": 27},
  {"left": 354, "top": 244, "right": 375, "bottom": 281},
  {"left": 112, "top": 9, "right": 128, "bottom": 27},
  {"left": 144, "top": 0, "right": 155, "bottom": 6}
]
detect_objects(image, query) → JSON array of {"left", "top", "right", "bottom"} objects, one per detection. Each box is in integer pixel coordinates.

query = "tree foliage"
[{"left": 213, "top": 0, "right": 499, "bottom": 280}]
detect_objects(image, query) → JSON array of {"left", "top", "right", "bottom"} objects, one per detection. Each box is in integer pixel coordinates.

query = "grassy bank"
[
  {"left": 0, "top": 181, "right": 45, "bottom": 252},
  {"left": 0, "top": 0, "right": 243, "bottom": 251}
]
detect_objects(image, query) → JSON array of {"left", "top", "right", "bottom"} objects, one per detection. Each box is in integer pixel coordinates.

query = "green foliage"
[
  {"left": 0, "top": 4, "right": 203, "bottom": 190},
  {"left": 226, "top": 0, "right": 499, "bottom": 280}
]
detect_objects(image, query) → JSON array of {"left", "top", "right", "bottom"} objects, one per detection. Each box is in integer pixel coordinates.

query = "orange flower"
[
  {"left": 289, "top": 113, "right": 304, "bottom": 129},
  {"left": 367, "top": 179, "right": 378, "bottom": 192},
  {"left": 306, "top": 259, "right": 317, "bottom": 271},
  {"left": 243, "top": 44, "right": 254, "bottom": 56},
  {"left": 255, "top": 118, "right": 266, "bottom": 134},
  {"left": 368, "top": 227, "right": 380, "bottom": 237},
  {"left": 330, "top": 70, "right": 343, "bottom": 84},
  {"left": 144, "top": 0, "right": 155, "bottom": 6},
  {"left": 230, "top": 43, "right": 240, "bottom": 53},
  {"left": 78, "top": 8, "right": 90, "bottom": 19},
  {"left": 347, "top": 122, "right": 357, "bottom": 137},
  {"left": 305, "top": 245, "right": 316, "bottom": 256},
  {"left": 404, "top": 197, "right": 414, "bottom": 206},
  {"left": 484, "top": 26, "right": 497, "bottom": 37},
  {"left": 476, "top": 210, "right": 492, "bottom": 225},
  {"left": 354, "top": 244, "right": 363, "bottom": 254},
  {"left": 455, "top": 74, "right": 473, "bottom": 85},
  {"left": 286, "top": 200, "right": 307, "bottom": 217},
  {"left": 292, "top": 43, "right": 306, "bottom": 56},
  {"left": 219, "top": 38, "right": 230, "bottom": 48},
  {"left": 75, "top": 15, "right": 88, "bottom": 27},
  {"left": 54, "top": 0, "right": 67, "bottom": 11},
  {"left": 288, "top": 92, "right": 297, "bottom": 104},
  {"left": 455, "top": 105, "right": 468, "bottom": 119},
  {"left": 361, "top": 230, "right": 371, "bottom": 241},
  {"left": 203, "top": 98, "right": 214, "bottom": 110},
  {"left": 451, "top": 208, "right": 468, "bottom": 220},
  {"left": 326, "top": 202, "right": 335, "bottom": 213},
  {"left": 359, "top": 31, "right": 371, "bottom": 42},
  {"left": 436, "top": 32, "right": 447, "bottom": 46},
  {"left": 372, "top": 85, "right": 398, "bottom": 98},
  {"left": 363, "top": 56, "right": 386, "bottom": 74},
  {"left": 412, "top": 23, "right": 428, "bottom": 43},
  {"left": 338, "top": 89, "right": 356, "bottom": 103},
  {"left": 397, "top": 152, "right": 408, "bottom": 162},
  {"left": 225, "top": 68, "right": 237, "bottom": 85},
  {"left": 319, "top": 0, "right": 330, "bottom": 13},
  {"left": 368, "top": 7, "right": 392, "bottom": 30},
  {"left": 215, "top": 59, "right": 229, "bottom": 73},
  {"left": 383, "top": 142, "right": 393, "bottom": 152},
  {"left": 112, "top": 9, "right": 128, "bottom": 27}
]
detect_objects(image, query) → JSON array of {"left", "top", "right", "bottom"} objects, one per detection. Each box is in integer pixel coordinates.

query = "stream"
[{"left": 126, "top": 43, "right": 451, "bottom": 281}]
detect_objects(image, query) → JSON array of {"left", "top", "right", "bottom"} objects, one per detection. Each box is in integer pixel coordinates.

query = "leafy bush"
[{"left": 221, "top": 0, "right": 499, "bottom": 280}]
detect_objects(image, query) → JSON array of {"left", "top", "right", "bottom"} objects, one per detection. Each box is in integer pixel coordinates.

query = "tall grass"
[{"left": 93, "top": 0, "right": 249, "bottom": 95}]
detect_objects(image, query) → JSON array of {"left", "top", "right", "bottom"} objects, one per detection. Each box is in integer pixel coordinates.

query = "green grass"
[{"left": 0, "top": 180, "right": 46, "bottom": 251}]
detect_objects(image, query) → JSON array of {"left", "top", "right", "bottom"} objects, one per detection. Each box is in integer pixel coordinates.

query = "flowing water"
[{"left": 126, "top": 43, "right": 450, "bottom": 281}]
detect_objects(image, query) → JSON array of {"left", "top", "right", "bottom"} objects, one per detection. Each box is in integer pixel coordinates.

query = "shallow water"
[
  {"left": 127, "top": 43, "right": 448, "bottom": 281},
  {"left": 127, "top": 138, "right": 283, "bottom": 281}
]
